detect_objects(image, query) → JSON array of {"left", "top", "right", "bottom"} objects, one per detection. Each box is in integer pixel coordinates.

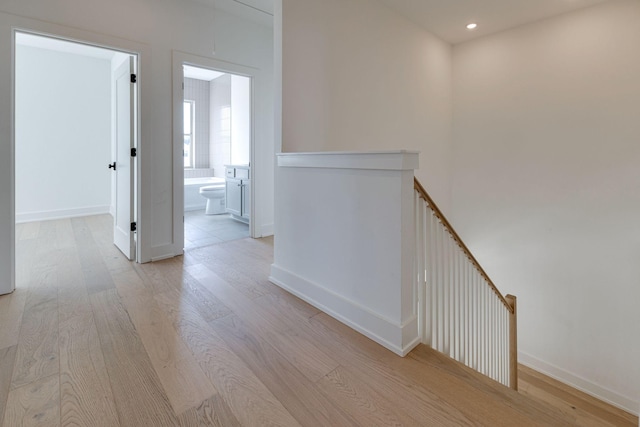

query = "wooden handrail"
[{"left": 414, "top": 177, "right": 513, "bottom": 313}]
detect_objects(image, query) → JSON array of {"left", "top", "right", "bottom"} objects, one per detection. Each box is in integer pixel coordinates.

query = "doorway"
[
  {"left": 181, "top": 64, "right": 252, "bottom": 250},
  {"left": 14, "top": 32, "right": 138, "bottom": 264}
]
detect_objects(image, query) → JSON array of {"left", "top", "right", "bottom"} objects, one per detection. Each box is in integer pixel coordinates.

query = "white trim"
[
  {"left": 274, "top": 0, "right": 283, "bottom": 155},
  {"left": 278, "top": 149, "right": 420, "bottom": 156},
  {"left": 270, "top": 264, "right": 420, "bottom": 356},
  {"left": 16, "top": 206, "right": 111, "bottom": 224},
  {"left": 260, "top": 222, "right": 274, "bottom": 237},
  {"left": 0, "top": 22, "right": 17, "bottom": 295},
  {"left": 519, "top": 351, "right": 639, "bottom": 416},
  {"left": 277, "top": 150, "right": 420, "bottom": 171},
  {"left": 151, "top": 244, "right": 181, "bottom": 262}
]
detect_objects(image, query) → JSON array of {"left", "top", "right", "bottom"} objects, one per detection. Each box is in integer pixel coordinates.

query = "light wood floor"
[{"left": 1, "top": 215, "right": 637, "bottom": 426}]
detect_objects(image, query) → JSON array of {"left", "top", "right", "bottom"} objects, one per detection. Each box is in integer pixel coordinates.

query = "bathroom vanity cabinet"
[{"left": 225, "top": 165, "right": 250, "bottom": 223}]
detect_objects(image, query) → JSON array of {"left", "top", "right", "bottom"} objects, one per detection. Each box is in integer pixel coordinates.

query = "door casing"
[
  {"left": 172, "top": 52, "right": 260, "bottom": 255},
  {"left": 4, "top": 26, "right": 144, "bottom": 295}
]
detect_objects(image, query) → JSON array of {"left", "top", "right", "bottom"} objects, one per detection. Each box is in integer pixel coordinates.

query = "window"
[{"left": 184, "top": 100, "right": 195, "bottom": 168}]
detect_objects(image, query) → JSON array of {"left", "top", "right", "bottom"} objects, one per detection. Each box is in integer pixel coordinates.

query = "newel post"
[{"left": 506, "top": 294, "right": 518, "bottom": 390}]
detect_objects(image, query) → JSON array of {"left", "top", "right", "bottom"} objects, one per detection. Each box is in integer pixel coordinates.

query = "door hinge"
[
  {"left": 131, "top": 74, "right": 137, "bottom": 83},
  {"left": 131, "top": 148, "right": 137, "bottom": 157},
  {"left": 130, "top": 222, "right": 137, "bottom": 232}
]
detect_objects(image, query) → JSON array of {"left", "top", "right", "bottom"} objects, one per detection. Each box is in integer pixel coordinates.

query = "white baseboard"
[
  {"left": 184, "top": 204, "right": 206, "bottom": 212},
  {"left": 150, "top": 243, "right": 180, "bottom": 262},
  {"left": 260, "top": 223, "right": 274, "bottom": 237},
  {"left": 269, "top": 264, "right": 419, "bottom": 356},
  {"left": 519, "top": 351, "right": 638, "bottom": 416},
  {"left": 16, "top": 205, "right": 111, "bottom": 223},
  {"left": 150, "top": 253, "right": 177, "bottom": 262}
]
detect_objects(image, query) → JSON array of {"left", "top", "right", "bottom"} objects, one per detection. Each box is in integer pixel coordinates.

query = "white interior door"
[{"left": 113, "top": 57, "right": 135, "bottom": 260}]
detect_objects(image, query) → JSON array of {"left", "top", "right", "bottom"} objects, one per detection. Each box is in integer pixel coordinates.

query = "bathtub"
[{"left": 184, "top": 177, "right": 226, "bottom": 211}]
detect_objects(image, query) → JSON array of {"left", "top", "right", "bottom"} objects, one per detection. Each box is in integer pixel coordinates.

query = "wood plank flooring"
[{"left": 1, "top": 214, "right": 637, "bottom": 426}]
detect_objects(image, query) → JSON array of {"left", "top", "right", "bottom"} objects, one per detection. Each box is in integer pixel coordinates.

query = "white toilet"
[{"left": 199, "top": 184, "right": 226, "bottom": 215}]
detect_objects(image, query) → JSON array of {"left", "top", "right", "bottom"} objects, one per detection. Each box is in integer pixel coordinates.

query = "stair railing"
[{"left": 414, "top": 178, "right": 518, "bottom": 390}]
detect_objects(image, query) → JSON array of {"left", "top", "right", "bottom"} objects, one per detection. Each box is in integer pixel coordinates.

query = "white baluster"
[
  {"left": 492, "top": 292, "right": 496, "bottom": 380},
  {"left": 479, "top": 274, "right": 484, "bottom": 373},
  {"left": 495, "top": 294, "right": 500, "bottom": 382},
  {"left": 462, "top": 255, "right": 467, "bottom": 366},
  {"left": 483, "top": 282, "right": 488, "bottom": 376},
  {"left": 418, "top": 198, "right": 424, "bottom": 341},
  {"left": 443, "top": 226, "right": 449, "bottom": 356},
  {"left": 478, "top": 278, "right": 483, "bottom": 375},
  {"left": 414, "top": 194, "right": 421, "bottom": 340},
  {"left": 468, "top": 261, "right": 472, "bottom": 368},
  {"left": 504, "top": 303, "right": 508, "bottom": 386},
  {"left": 481, "top": 276, "right": 485, "bottom": 373},
  {"left": 456, "top": 245, "right": 462, "bottom": 362},
  {"left": 504, "top": 304, "right": 508, "bottom": 385},
  {"left": 444, "top": 228, "right": 450, "bottom": 356},
  {"left": 435, "top": 222, "right": 440, "bottom": 353},
  {"left": 436, "top": 214, "right": 442, "bottom": 352},
  {"left": 498, "top": 300, "right": 503, "bottom": 385},
  {"left": 448, "top": 231, "right": 453, "bottom": 358},
  {"left": 505, "top": 305, "right": 509, "bottom": 386},
  {"left": 496, "top": 299, "right": 501, "bottom": 385},
  {"left": 490, "top": 293, "right": 494, "bottom": 380},
  {"left": 471, "top": 267, "right": 479, "bottom": 370},
  {"left": 451, "top": 235, "right": 457, "bottom": 360},
  {"left": 451, "top": 239, "right": 456, "bottom": 360},
  {"left": 491, "top": 287, "right": 495, "bottom": 380},
  {"left": 466, "top": 257, "right": 470, "bottom": 366},
  {"left": 430, "top": 212, "right": 437, "bottom": 350},
  {"left": 452, "top": 235, "right": 458, "bottom": 360},
  {"left": 421, "top": 202, "right": 429, "bottom": 346},
  {"left": 505, "top": 303, "right": 509, "bottom": 385},
  {"left": 450, "top": 233, "right": 456, "bottom": 359},
  {"left": 492, "top": 293, "right": 497, "bottom": 381}
]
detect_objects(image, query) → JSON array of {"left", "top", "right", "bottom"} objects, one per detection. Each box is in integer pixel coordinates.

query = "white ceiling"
[
  {"left": 15, "top": 32, "right": 119, "bottom": 60},
  {"left": 192, "top": 0, "right": 274, "bottom": 26},
  {"left": 204, "top": 0, "right": 611, "bottom": 44},
  {"left": 184, "top": 65, "right": 226, "bottom": 81},
  {"left": 15, "top": 1, "right": 613, "bottom": 59},
  {"left": 230, "top": 0, "right": 273, "bottom": 15},
  {"left": 373, "top": 0, "right": 611, "bottom": 44}
]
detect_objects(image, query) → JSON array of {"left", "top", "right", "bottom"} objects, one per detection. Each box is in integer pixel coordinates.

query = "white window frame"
[{"left": 184, "top": 100, "right": 195, "bottom": 168}]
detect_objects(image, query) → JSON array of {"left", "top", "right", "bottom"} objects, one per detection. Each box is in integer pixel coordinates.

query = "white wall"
[
  {"left": 15, "top": 45, "right": 111, "bottom": 222},
  {"left": 230, "top": 74, "right": 251, "bottom": 165},
  {"left": 210, "top": 74, "right": 231, "bottom": 178},
  {"left": 452, "top": 0, "right": 640, "bottom": 413},
  {"left": 271, "top": 151, "right": 420, "bottom": 356},
  {"left": 0, "top": 0, "right": 274, "bottom": 281},
  {"left": 281, "top": 0, "right": 453, "bottom": 214}
]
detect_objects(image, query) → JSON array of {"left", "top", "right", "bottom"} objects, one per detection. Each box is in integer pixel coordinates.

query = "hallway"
[{"left": 0, "top": 215, "right": 635, "bottom": 426}]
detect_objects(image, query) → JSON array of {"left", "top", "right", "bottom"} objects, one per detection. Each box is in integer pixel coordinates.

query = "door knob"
[{"left": 108, "top": 162, "right": 116, "bottom": 170}]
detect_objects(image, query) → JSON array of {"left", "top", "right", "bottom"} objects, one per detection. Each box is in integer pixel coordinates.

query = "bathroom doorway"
[
  {"left": 14, "top": 32, "right": 138, "bottom": 262},
  {"left": 181, "top": 64, "right": 251, "bottom": 250}
]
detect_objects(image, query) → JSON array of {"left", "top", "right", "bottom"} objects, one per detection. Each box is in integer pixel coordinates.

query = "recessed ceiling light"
[{"left": 466, "top": 23, "right": 478, "bottom": 30}]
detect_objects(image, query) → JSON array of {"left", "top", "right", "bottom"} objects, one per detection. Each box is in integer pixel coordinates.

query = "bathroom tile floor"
[{"left": 184, "top": 210, "right": 249, "bottom": 250}]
